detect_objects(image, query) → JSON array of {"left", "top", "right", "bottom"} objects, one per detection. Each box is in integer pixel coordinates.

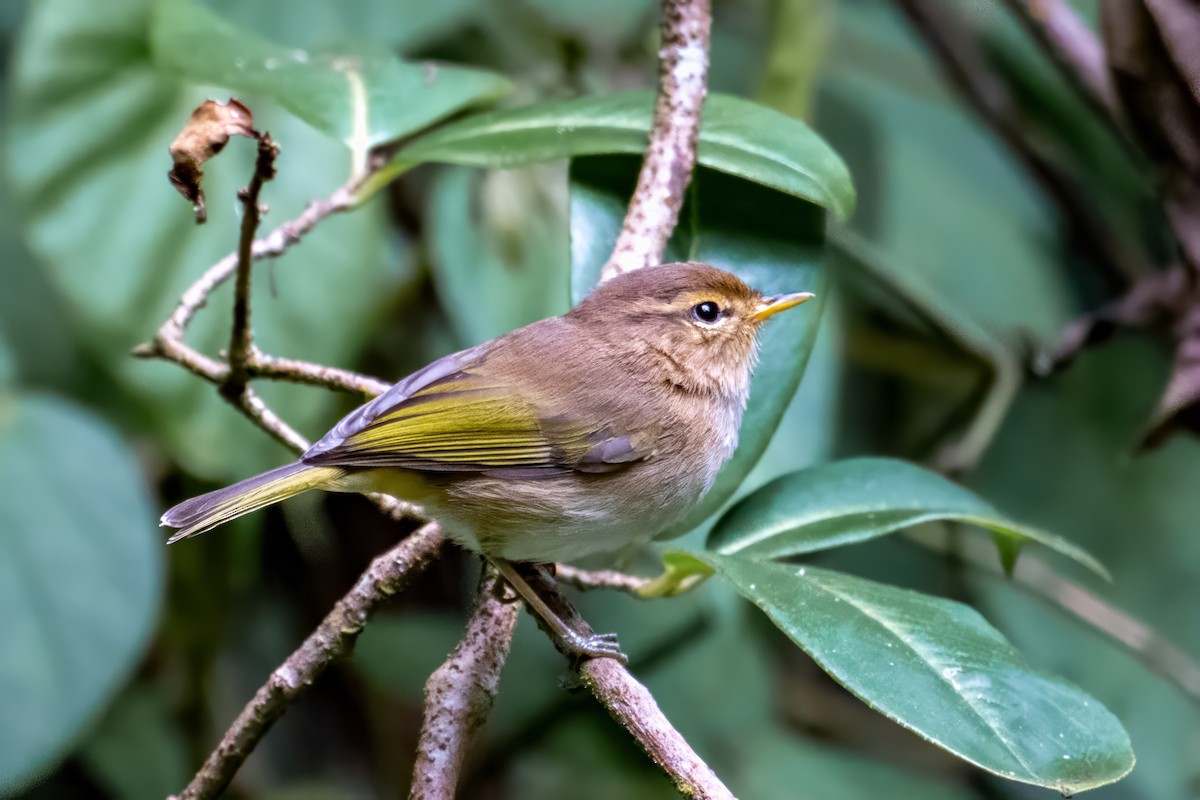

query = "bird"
[{"left": 163, "top": 261, "right": 813, "bottom": 657}]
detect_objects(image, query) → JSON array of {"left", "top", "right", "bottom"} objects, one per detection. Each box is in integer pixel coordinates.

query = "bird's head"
[{"left": 570, "top": 262, "right": 813, "bottom": 399}]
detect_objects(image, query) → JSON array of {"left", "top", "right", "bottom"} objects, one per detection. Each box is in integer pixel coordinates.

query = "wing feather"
[{"left": 302, "top": 345, "right": 657, "bottom": 474}]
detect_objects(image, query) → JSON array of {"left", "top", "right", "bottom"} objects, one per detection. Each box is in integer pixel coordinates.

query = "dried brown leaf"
[{"left": 167, "top": 99, "right": 259, "bottom": 224}]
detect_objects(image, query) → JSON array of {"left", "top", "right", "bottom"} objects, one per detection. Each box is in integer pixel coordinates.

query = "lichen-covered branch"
[
  {"left": 410, "top": 567, "right": 520, "bottom": 799},
  {"left": 515, "top": 566, "right": 734, "bottom": 799},
  {"left": 169, "top": 523, "right": 446, "bottom": 800},
  {"left": 600, "top": 0, "right": 712, "bottom": 282}
]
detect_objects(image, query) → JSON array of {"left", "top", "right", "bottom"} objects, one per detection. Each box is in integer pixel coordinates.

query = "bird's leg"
[{"left": 490, "top": 559, "right": 628, "bottom": 665}]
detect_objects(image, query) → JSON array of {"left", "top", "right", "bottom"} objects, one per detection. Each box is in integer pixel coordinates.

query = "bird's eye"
[{"left": 692, "top": 301, "right": 721, "bottom": 324}]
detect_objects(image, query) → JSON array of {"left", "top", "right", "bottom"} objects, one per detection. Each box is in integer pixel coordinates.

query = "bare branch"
[
  {"left": 246, "top": 350, "right": 392, "bottom": 396},
  {"left": 554, "top": 563, "right": 651, "bottom": 595},
  {"left": 1038, "top": 265, "right": 1189, "bottom": 373},
  {"left": 410, "top": 567, "right": 519, "bottom": 799},
  {"left": 579, "top": 659, "right": 734, "bottom": 800},
  {"left": 1000, "top": 0, "right": 1120, "bottom": 119},
  {"left": 895, "top": 0, "right": 1140, "bottom": 290},
  {"left": 159, "top": 185, "right": 357, "bottom": 343},
  {"left": 223, "top": 134, "right": 279, "bottom": 395},
  {"left": 514, "top": 567, "right": 735, "bottom": 799},
  {"left": 600, "top": 0, "right": 712, "bottom": 282},
  {"left": 170, "top": 523, "right": 447, "bottom": 800}
]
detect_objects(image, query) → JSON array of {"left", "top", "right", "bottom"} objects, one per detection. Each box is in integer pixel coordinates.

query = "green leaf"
[
  {"left": 0, "top": 394, "right": 162, "bottom": 792},
  {"left": 151, "top": 0, "right": 511, "bottom": 165},
  {"left": 969, "top": 338, "right": 1200, "bottom": 800},
  {"left": 568, "top": 157, "right": 827, "bottom": 536},
  {"left": 7, "top": 0, "right": 413, "bottom": 479},
  {"left": 638, "top": 550, "right": 714, "bottom": 598},
  {"left": 78, "top": 685, "right": 190, "bottom": 800},
  {"left": 202, "top": 0, "right": 484, "bottom": 57},
  {"left": 697, "top": 554, "right": 1134, "bottom": 794},
  {"left": 427, "top": 167, "right": 569, "bottom": 346},
  {"left": 0, "top": 331, "right": 14, "bottom": 388},
  {"left": 369, "top": 90, "right": 855, "bottom": 218},
  {"left": 708, "top": 457, "right": 1109, "bottom": 579}
]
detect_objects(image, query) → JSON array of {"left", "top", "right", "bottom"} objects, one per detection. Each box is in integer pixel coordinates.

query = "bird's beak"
[{"left": 752, "top": 292, "right": 815, "bottom": 322}]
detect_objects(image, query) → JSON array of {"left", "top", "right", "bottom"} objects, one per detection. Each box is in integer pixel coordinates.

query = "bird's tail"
[{"left": 162, "top": 462, "right": 345, "bottom": 543}]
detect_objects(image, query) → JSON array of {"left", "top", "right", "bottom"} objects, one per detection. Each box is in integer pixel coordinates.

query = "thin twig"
[
  {"left": 224, "top": 135, "right": 279, "bottom": 395},
  {"left": 554, "top": 564, "right": 651, "bottom": 595},
  {"left": 170, "top": 523, "right": 447, "bottom": 800},
  {"left": 1000, "top": 0, "right": 1119, "bottom": 119},
  {"left": 410, "top": 567, "right": 520, "bottom": 799},
  {"left": 600, "top": 0, "right": 712, "bottom": 282},
  {"left": 247, "top": 350, "right": 392, "bottom": 396},
  {"left": 895, "top": 0, "right": 1139, "bottom": 290},
  {"left": 159, "top": 185, "right": 357, "bottom": 343}
]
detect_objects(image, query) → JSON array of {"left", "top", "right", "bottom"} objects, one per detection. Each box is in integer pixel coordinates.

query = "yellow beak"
[{"left": 752, "top": 292, "right": 815, "bottom": 322}]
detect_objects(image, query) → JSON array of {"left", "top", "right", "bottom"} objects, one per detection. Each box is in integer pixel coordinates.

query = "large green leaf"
[
  {"left": 708, "top": 457, "right": 1108, "bottom": 578},
  {"left": 201, "top": 0, "right": 484, "bottom": 56},
  {"left": 970, "top": 338, "right": 1200, "bottom": 799},
  {"left": 151, "top": 0, "right": 511, "bottom": 167},
  {"left": 568, "top": 156, "right": 827, "bottom": 535},
  {"left": 427, "top": 166, "right": 569, "bottom": 347},
  {"left": 7, "top": 0, "right": 412, "bottom": 479},
  {"left": 0, "top": 394, "right": 162, "bottom": 792},
  {"left": 698, "top": 554, "right": 1134, "bottom": 794},
  {"left": 368, "top": 90, "right": 855, "bottom": 219}
]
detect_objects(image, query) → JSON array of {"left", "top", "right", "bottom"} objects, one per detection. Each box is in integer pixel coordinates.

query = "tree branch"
[
  {"left": 223, "top": 134, "right": 279, "bottom": 396},
  {"left": 410, "top": 566, "right": 520, "bottom": 799},
  {"left": 517, "top": 567, "right": 735, "bottom": 799},
  {"left": 169, "top": 522, "right": 447, "bottom": 800},
  {"left": 554, "top": 563, "right": 651, "bottom": 595},
  {"left": 600, "top": 0, "right": 712, "bottom": 282}
]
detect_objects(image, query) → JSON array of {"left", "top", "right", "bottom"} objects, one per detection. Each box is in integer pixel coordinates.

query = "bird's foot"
[
  {"left": 563, "top": 629, "right": 627, "bottom": 664},
  {"left": 490, "top": 558, "right": 629, "bottom": 665}
]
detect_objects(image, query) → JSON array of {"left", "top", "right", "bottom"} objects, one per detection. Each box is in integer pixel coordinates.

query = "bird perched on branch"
[{"left": 163, "top": 262, "right": 812, "bottom": 657}]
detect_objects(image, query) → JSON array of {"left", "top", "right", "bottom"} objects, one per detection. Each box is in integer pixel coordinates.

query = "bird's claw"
[{"left": 565, "top": 630, "right": 628, "bottom": 665}]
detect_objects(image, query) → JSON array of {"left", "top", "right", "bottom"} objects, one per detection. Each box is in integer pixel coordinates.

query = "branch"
[
  {"left": 1037, "top": 265, "right": 1189, "bottom": 373},
  {"left": 132, "top": 171, "right": 387, "bottom": 452},
  {"left": 553, "top": 563, "right": 651, "bottom": 595},
  {"left": 895, "top": 0, "right": 1139, "bottom": 290},
  {"left": 410, "top": 566, "right": 520, "bottom": 799},
  {"left": 223, "top": 134, "right": 279, "bottom": 395},
  {"left": 1000, "top": 0, "right": 1120, "bottom": 120},
  {"left": 170, "top": 522, "right": 447, "bottom": 800},
  {"left": 517, "top": 567, "right": 735, "bottom": 799},
  {"left": 246, "top": 350, "right": 392, "bottom": 396},
  {"left": 600, "top": 0, "right": 712, "bottom": 282}
]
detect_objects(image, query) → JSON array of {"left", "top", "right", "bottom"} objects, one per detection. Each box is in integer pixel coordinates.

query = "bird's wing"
[{"left": 302, "top": 345, "right": 657, "bottom": 475}]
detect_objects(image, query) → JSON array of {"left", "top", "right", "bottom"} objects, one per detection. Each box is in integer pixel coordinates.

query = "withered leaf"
[{"left": 167, "top": 99, "right": 259, "bottom": 224}]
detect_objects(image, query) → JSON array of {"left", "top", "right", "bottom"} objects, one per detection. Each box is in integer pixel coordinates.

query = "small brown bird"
[{"left": 164, "top": 262, "right": 812, "bottom": 655}]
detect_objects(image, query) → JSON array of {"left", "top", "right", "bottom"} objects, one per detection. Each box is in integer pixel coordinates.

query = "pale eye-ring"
[{"left": 692, "top": 301, "right": 721, "bottom": 323}]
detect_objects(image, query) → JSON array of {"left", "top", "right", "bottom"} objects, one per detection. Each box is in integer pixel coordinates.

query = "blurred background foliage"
[{"left": 0, "top": 0, "right": 1197, "bottom": 798}]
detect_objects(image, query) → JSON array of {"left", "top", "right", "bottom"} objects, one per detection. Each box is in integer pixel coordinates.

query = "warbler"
[{"left": 164, "top": 261, "right": 811, "bottom": 655}]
